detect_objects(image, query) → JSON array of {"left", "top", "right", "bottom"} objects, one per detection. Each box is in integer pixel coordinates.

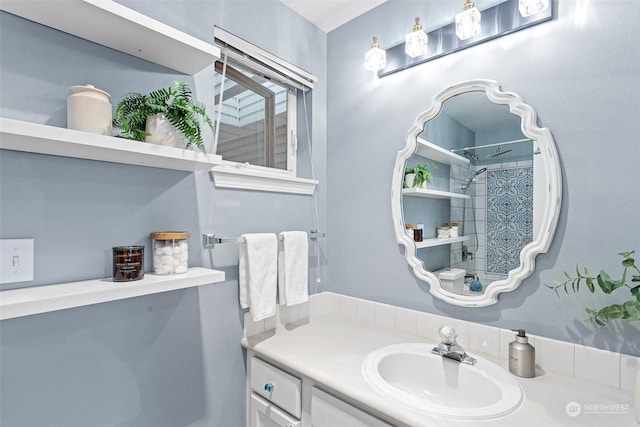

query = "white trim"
[
  {"left": 287, "top": 90, "right": 298, "bottom": 176},
  {"left": 211, "top": 162, "right": 317, "bottom": 195},
  {"left": 391, "top": 80, "right": 562, "bottom": 307},
  {"left": 214, "top": 27, "right": 317, "bottom": 90}
]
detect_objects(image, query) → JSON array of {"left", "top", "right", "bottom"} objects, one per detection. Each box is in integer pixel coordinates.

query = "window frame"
[{"left": 210, "top": 27, "right": 317, "bottom": 195}]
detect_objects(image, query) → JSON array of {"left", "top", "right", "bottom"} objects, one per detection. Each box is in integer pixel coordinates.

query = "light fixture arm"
[
  {"left": 412, "top": 17, "right": 422, "bottom": 32},
  {"left": 463, "top": 0, "right": 475, "bottom": 11}
]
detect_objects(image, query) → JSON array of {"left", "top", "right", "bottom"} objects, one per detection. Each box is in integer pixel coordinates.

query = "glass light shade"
[
  {"left": 364, "top": 37, "right": 386, "bottom": 71},
  {"left": 405, "top": 18, "right": 429, "bottom": 58},
  {"left": 456, "top": 3, "right": 481, "bottom": 40},
  {"left": 405, "top": 30, "right": 428, "bottom": 58},
  {"left": 518, "top": 0, "right": 550, "bottom": 17}
]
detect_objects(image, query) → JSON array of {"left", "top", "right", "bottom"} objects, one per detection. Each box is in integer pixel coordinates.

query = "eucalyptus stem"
[{"left": 547, "top": 251, "right": 640, "bottom": 325}]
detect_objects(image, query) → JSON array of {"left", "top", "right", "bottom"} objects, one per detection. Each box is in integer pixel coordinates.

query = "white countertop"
[{"left": 242, "top": 316, "right": 636, "bottom": 427}]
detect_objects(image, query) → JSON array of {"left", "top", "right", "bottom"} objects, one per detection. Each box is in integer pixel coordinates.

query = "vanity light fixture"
[
  {"left": 405, "top": 17, "right": 429, "bottom": 58},
  {"left": 518, "top": 0, "right": 550, "bottom": 17},
  {"left": 375, "top": 0, "right": 553, "bottom": 77},
  {"left": 364, "top": 36, "right": 387, "bottom": 71},
  {"left": 455, "top": 0, "right": 482, "bottom": 40}
]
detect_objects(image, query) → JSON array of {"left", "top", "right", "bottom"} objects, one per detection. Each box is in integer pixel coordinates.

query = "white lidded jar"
[
  {"left": 67, "top": 84, "right": 112, "bottom": 135},
  {"left": 150, "top": 231, "right": 190, "bottom": 275}
]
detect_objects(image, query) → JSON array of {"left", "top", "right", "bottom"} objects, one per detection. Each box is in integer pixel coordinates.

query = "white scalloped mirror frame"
[{"left": 391, "top": 80, "right": 562, "bottom": 307}]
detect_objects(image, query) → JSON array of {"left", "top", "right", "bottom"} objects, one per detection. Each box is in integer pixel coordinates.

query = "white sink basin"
[{"left": 362, "top": 343, "right": 523, "bottom": 420}]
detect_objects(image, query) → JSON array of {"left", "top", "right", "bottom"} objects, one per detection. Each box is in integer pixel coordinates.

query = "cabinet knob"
[{"left": 264, "top": 382, "right": 275, "bottom": 393}]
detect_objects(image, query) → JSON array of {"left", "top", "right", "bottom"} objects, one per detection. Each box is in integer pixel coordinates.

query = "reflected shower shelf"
[
  {"left": 415, "top": 138, "right": 470, "bottom": 166},
  {"left": 402, "top": 187, "right": 470, "bottom": 200},
  {"left": 0, "top": 118, "right": 223, "bottom": 171},
  {"left": 415, "top": 236, "right": 470, "bottom": 248},
  {"left": 0, "top": 267, "right": 225, "bottom": 320}
]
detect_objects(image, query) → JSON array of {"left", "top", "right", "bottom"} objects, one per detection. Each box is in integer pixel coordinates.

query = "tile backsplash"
[{"left": 243, "top": 292, "right": 639, "bottom": 393}]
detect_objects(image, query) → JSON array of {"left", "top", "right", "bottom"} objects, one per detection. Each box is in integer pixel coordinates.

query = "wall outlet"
[{"left": 0, "top": 239, "right": 34, "bottom": 284}]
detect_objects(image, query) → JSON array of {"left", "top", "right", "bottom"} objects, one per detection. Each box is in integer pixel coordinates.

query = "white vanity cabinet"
[{"left": 246, "top": 353, "right": 393, "bottom": 427}]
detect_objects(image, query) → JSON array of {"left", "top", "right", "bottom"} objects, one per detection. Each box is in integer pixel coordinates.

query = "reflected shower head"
[
  {"left": 491, "top": 148, "right": 512, "bottom": 157},
  {"left": 461, "top": 168, "right": 487, "bottom": 190},
  {"left": 479, "top": 147, "right": 512, "bottom": 162}
]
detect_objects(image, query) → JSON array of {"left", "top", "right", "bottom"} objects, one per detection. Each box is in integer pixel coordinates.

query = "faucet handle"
[{"left": 438, "top": 325, "right": 457, "bottom": 344}]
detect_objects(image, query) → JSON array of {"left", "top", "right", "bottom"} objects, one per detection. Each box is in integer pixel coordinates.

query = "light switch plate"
[{"left": 0, "top": 239, "right": 34, "bottom": 284}]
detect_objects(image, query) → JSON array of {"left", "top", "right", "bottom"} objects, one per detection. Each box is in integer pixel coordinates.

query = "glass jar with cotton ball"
[{"left": 150, "top": 231, "right": 190, "bottom": 275}]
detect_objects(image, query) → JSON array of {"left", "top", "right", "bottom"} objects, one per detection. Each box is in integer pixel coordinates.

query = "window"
[
  {"left": 214, "top": 61, "right": 293, "bottom": 171},
  {"left": 211, "top": 28, "right": 317, "bottom": 194}
]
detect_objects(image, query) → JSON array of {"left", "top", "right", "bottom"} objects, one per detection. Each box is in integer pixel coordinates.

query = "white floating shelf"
[
  {"left": 0, "top": 267, "right": 225, "bottom": 320},
  {"left": 416, "top": 138, "right": 470, "bottom": 166},
  {"left": 402, "top": 187, "right": 470, "bottom": 200},
  {"left": 0, "top": 0, "right": 220, "bottom": 75},
  {"left": 0, "top": 118, "right": 223, "bottom": 172},
  {"left": 416, "top": 236, "right": 470, "bottom": 248}
]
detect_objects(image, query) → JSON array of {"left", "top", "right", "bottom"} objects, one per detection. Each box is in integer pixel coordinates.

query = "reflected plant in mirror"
[
  {"left": 391, "top": 80, "right": 562, "bottom": 307},
  {"left": 404, "top": 163, "right": 437, "bottom": 188}
]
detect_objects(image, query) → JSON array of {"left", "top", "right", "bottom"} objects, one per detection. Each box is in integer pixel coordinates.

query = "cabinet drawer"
[
  {"left": 250, "top": 357, "right": 302, "bottom": 418},
  {"left": 250, "top": 393, "right": 301, "bottom": 427},
  {"left": 311, "top": 387, "right": 393, "bottom": 427}
]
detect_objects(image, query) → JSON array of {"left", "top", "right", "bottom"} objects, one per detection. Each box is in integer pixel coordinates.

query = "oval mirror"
[{"left": 391, "top": 80, "right": 562, "bottom": 307}]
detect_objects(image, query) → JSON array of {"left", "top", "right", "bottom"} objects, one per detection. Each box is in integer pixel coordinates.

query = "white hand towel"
[
  {"left": 278, "top": 231, "right": 309, "bottom": 306},
  {"left": 239, "top": 233, "right": 278, "bottom": 321}
]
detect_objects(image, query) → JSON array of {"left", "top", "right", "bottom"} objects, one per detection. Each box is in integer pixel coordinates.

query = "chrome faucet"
[{"left": 431, "top": 325, "right": 477, "bottom": 365}]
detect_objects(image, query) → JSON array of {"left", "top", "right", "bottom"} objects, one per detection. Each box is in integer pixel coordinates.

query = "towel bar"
[{"left": 202, "top": 230, "right": 325, "bottom": 248}]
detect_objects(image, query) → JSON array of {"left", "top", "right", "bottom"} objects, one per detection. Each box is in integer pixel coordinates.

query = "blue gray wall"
[
  {"left": 2, "top": 0, "right": 640, "bottom": 425},
  {"left": 327, "top": 0, "right": 640, "bottom": 356},
  {"left": 0, "top": 1, "right": 326, "bottom": 426}
]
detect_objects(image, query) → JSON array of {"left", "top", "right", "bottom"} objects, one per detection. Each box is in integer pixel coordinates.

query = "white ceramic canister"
[
  {"left": 150, "top": 231, "right": 190, "bottom": 275},
  {"left": 67, "top": 84, "right": 112, "bottom": 135}
]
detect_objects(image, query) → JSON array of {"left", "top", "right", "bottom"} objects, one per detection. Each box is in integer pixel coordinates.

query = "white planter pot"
[
  {"left": 404, "top": 173, "right": 426, "bottom": 189},
  {"left": 145, "top": 113, "right": 184, "bottom": 148}
]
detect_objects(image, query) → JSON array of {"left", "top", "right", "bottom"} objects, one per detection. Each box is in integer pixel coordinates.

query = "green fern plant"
[
  {"left": 547, "top": 250, "right": 640, "bottom": 325},
  {"left": 404, "top": 163, "right": 437, "bottom": 188},
  {"left": 112, "top": 81, "right": 213, "bottom": 152}
]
